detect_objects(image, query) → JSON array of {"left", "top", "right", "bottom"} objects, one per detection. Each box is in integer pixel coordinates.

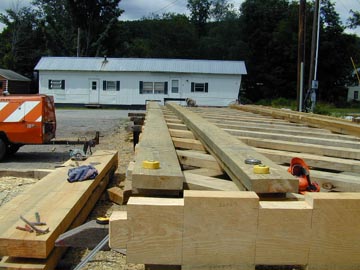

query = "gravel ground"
[{"left": 0, "top": 108, "right": 145, "bottom": 270}]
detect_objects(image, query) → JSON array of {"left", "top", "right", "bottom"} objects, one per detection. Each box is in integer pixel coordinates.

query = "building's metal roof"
[
  {"left": 35, "top": 57, "right": 247, "bottom": 75},
  {"left": 0, "top": 69, "right": 31, "bottom": 81}
]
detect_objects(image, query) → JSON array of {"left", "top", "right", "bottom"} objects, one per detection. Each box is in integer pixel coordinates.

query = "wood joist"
[
  {"left": 231, "top": 104, "right": 360, "bottom": 138},
  {"left": 0, "top": 150, "right": 118, "bottom": 268},
  {"left": 110, "top": 191, "right": 360, "bottom": 270},
  {"left": 167, "top": 102, "right": 298, "bottom": 193}
]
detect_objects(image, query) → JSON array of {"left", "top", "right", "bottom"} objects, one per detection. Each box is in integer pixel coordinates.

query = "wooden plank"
[
  {"left": 126, "top": 197, "right": 184, "bottom": 265},
  {"left": 176, "top": 150, "right": 222, "bottom": 171},
  {"left": 183, "top": 172, "right": 238, "bottom": 191},
  {"left": 0, "top": 163, "right": 113, "bottom": 269},
  {"left": 167, "top": 122, "right": 188, "bottom": 130},
  {"left": 132, "top": 102, "right": 184, "bottom": 191},
  {"left": 257, "top": 148, "right": 360, "bottom": 173},
  {"left": 0, "top": 150, "right": 118, "bottom": 259},
  {"left": 227, "top": 129, "right": 360, "bottom": 149},
  {"left": 168, "top": 129, "right": 195, "bottom": 139},
  {"left": 172, "top": 137, "right": 206, "bottom": 151},
  {"left": 184, "top": 167, "right": 224, "bottom": 177},
  {"left": 167, "top": 103, "right": 298, "bottom": 193},
  {"left": 239, "top": 136, "right": 360, "bottom": 160},
  {"left": 219, "top": 123, "right": 359, "bottom": 142},
  {"left": 232, "top": 104, "right": 360, "bottom": 138}
]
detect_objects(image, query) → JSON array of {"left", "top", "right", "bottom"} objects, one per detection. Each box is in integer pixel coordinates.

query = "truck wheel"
[
  {"left": 7, "top": 144, "right": 21, "bottom": 155},
  {"left": 0, "top": 139, "right": 6, "bottom": 161}
]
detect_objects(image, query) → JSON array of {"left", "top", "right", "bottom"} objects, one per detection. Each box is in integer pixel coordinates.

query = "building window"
[
  {"left": 171, "top": 80, "right": 179, "bottom": 93},
  {"left": 355, "top": 91, "right": 359, "bottom": 100},
  {"left": 139, "top": 81, "right": 168, "bottom": 94},
  {"left": 191, "top": 82, "right": 208, "bottom": 93},
  {"left": 103, "top": 80, "right": 120, "bottom": 91},
  {"left": 91, "top": 81, "right": 97, "bottom": 90},
  {"left": 48, "top": 79, "right": 65, "bottom": 90}
]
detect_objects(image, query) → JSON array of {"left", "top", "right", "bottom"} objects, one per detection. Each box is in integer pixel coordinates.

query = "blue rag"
[{"left": 67, "top": 165, "right": 98, "bottom": 182}]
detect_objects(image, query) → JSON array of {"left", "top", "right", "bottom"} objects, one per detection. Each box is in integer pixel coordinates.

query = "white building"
[
  {"left": 35, "top": 57, "right": 247, "bottom": 107},
  {"left": 347, "top": 86, "right": 360, "bottom": 102}
]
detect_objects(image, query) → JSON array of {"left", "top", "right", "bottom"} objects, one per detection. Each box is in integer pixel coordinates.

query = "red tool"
[{"left": 288, "top": 157, "right": 320, "bottom": 194}]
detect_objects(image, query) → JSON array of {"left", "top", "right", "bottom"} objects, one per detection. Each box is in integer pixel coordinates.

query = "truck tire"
[
  {"left": 7, "top": 144, "right": 21, "bottom": 155},
  {"left": 0, "top": 139, "right": 6, "bottom": 161}
]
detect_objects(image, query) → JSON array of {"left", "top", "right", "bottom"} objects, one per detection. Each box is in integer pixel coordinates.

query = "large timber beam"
[
  {"left": 0, "top": 150, "right": 118, "bottom": 259},
  {"left": 110, "top": 191, "right": 360, "bottom": 270},
  {"left": 231, "top": 104, "right": 360, "bottom": 138},
  {"left": 167, "top": 103, "right": 298, "bottom": 193},
  {"left": 132, "top": 102, "right": 185, "bottom": 191}
]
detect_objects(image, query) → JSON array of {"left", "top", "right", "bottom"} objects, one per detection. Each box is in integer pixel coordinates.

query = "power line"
[{"left": 151, "top": 0, "right": 182, "bottom": 15}]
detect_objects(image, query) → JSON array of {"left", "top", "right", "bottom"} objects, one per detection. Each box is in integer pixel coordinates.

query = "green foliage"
[{"left": 0, "top": 0, "right": 358, "bottom": 105}]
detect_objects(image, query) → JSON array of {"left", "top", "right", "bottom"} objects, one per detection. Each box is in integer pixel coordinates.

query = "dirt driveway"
[{"left": 0, "top": 109, "right": 142, "bottom": 170}]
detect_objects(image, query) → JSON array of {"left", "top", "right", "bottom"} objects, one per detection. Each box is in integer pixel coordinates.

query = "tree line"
[{"left": 0, "top": 0, "right": 360, "bottom": 104}]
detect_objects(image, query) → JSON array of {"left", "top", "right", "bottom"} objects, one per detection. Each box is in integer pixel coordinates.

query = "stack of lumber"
[
  {"left": 110, "top": 190, "right": 360, "bottom": 270},
  {"left": 177, "top": 106, "right": 360, "bottom": 192},
  {"left": 0, "top": 150, "right": 118, "bottom": 269},
  {"left": 110, "top": 103, "right": 360, "bottom": 269}
]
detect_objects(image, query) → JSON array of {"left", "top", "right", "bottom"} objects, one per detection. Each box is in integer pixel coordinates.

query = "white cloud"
[{"left": 1, "top": 0, "right": 359, "bottom": 35}]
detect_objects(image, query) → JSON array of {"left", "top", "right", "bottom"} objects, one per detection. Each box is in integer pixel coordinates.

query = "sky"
[{"left": 0, "top": 0, "right": 360, "bottom": 35}]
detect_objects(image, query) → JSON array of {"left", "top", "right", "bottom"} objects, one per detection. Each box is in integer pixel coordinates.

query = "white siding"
[{"left": 39, "top": 70, "right": 242, "bottom": 107}]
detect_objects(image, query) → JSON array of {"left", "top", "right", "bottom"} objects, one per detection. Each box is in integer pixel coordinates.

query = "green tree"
[
  {"left": 67, "top": 0, "right": 123, "bottom": 56},
  {"left": 0, "top": 6, "right": 44, "bottom": 75},
  {"left": 187, "top": 0, "right": 211, "bottom": 34}
]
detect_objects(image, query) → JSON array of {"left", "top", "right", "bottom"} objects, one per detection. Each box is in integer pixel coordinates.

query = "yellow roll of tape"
[
  {"left": 253, "top": 164, "right": 270, "bottom": 174},
  {"left": 142, "top": 160, "right": 160, "bottom": 169}
]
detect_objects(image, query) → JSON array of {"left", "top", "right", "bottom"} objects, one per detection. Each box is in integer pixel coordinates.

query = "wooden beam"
[
  {"left": 258, "top": 148, "right": 360, "bottom": 173},
  {"left": 132, "top": 102, "right": 184, "bottom": 191},
  {"left": 232, "top": 104, "right": 360, "bottom": 138},
  {"left": 109, "top": 191, "right": 360, "bottom": 269},
  {"left": 183, "top": 172, "right": 238, "bottom": 191},
  {"left": 0, "top": 157, "right": 114, "bottom": 269},
  {"left": 168, "top": 129, "right": 195, "bottom": 139},
  {"left": 184, "top": 168, "right": 224, "bottom": 177},
  {"left": 227, "top": 129, "right": 360, "bottom": 149},
  {"left": 0, "top": 150, "right": 118, "bottom": 259},
  {"left": 172, "top": 137, "right": 205, "bottom": 151},
  {"left": 176, "top": 150, "right": 222, "bottom": 171},
  {"left": 168, "top": 103, "right": 298, "bottom": 193},
  {"left": 239, "top": 136, "right": 360, "bottom": 160}
]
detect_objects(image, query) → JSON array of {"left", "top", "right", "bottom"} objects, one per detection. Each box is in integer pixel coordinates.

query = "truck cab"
[{"left": 0, "top": 94, "right": 56, "bottom": 160}]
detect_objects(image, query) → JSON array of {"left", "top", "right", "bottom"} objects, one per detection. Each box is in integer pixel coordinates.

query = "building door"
[
  {"left": 170, "top": 79, "right": 181, "bottom": 97},
  {"left": 89, "top": 79, "right": 100, "bottom": 104}
]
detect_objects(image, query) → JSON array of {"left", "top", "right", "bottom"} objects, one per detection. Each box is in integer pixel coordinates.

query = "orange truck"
[{"left": 0, "top": 94, "right": 56, "bottom": 160}]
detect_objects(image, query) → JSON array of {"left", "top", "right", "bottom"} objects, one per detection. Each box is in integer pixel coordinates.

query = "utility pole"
[
  {"left": 305, "top": 0, "right": 321, "bottom": 112},
  {"left": 77, "top": 27, "right": 81, "bottom": 57},
  {"left": 297, "top": 0, "right": 306, "bottom": 112},
  {"left": 308, "top": 0, "right": 319, "bottom": 90}
]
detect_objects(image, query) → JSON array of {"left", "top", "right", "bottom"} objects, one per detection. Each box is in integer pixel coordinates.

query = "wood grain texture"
[
  {"left": 109, "top": 211, "right": 128, "bottom": 250},
  {"left": 0, "top": 150, "right": 118, "bottom": 259},
  {"left": 167, "top": 103, "right": 298, "bottom": 193},
  {"left": 132, "top": 102, "right": 184, "bottom": 191},
  {"left": 184, "top": 172, "right": 238, "bottom": 191},
  {"left": 232, "top": 104, "right": 360, "bottom": 138},
  {"left": 126, "top": 197, "right": 184, "bottom": 265},
  {"left": 182, "top": 190, "right": 259, "bottom": 265}
]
